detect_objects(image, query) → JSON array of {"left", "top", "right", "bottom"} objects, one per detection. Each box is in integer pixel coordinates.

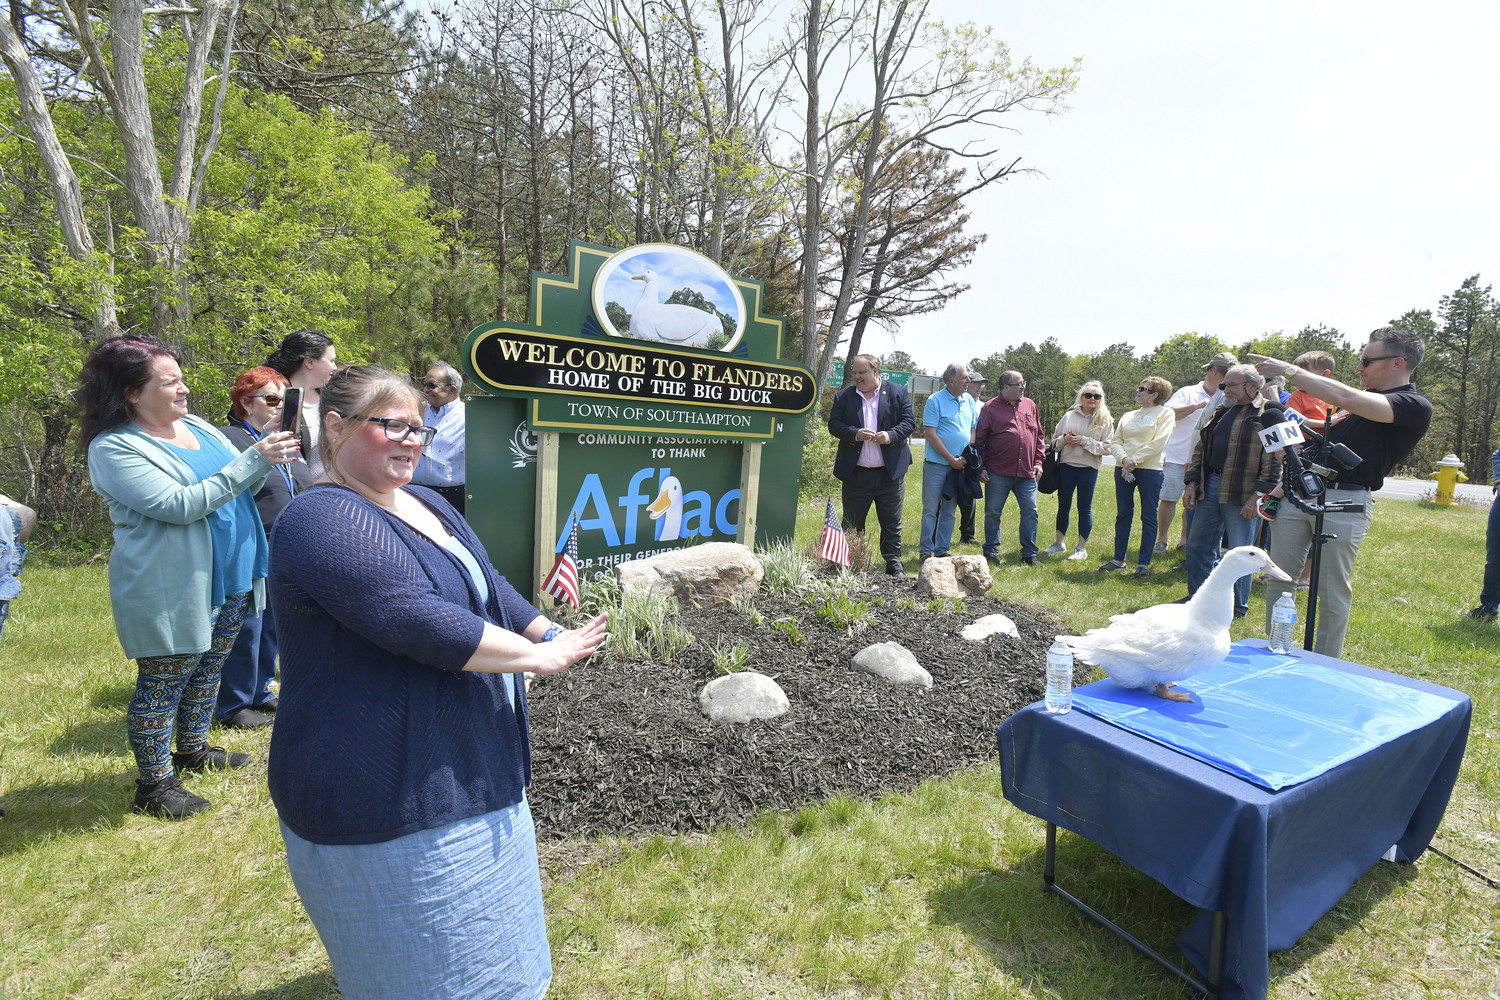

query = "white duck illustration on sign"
[
  {"left": 1061, "top": 546, "right": 1293, "bottom": 703},
  {"left": 630, "top": 270, "right": 722, "bottom": 346},
  {"left": 646, "top": 476, "right": 684, "bottom": 540}
]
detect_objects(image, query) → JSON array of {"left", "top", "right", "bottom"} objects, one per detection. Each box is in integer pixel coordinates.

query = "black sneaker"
[
  {"left": 885, "top": 561, "right": 907, "bottom": 578},
  {"left": 133, "top": 775, "right": 210, "bottom": 819},
  {"left": 172, "top": 745, "right": 251, "bottom": 773},
  {"left": 220, "top": 707, "right": 272, "bottom": 729},
  {"left": 1466, "top": 607, "right": 1498, "bottom": 622}
]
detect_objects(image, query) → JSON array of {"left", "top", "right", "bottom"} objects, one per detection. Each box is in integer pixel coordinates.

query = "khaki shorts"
[{"left": 1161, "top": 461, "right": 1188, "bottom": 502}]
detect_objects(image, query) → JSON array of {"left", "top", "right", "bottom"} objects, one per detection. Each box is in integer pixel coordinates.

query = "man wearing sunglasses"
[
  {"left": 1158, "top": 352, "right": 1237, "bottom": 556},
  {"left": 1248, "top": 327, "right": 1432, "bottom": 657},
  {"left": 412, "top": 363, "right": 469, "bottom": 514}
]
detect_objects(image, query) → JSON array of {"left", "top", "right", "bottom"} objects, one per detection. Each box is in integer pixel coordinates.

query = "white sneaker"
[
  {"left": 1043, "top": 541, "right": 1066, "bottom": 556},
  {"left": 1067, "top": 547, "right": 1088, "bottom": 561}
]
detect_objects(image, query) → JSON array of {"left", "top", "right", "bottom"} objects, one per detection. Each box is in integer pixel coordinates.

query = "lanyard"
[{"left": 243, "top": 420, "right": 296, "bottom": 495}]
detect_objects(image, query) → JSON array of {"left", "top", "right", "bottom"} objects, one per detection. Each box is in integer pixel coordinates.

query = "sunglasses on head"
[{"left": 1082, "top": 392, "right": 1101, "bottom": 400}]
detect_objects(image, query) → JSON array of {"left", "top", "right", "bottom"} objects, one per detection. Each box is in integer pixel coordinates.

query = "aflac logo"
[{"left": 559, "top": 467, "right": 740, "bottom": 551}]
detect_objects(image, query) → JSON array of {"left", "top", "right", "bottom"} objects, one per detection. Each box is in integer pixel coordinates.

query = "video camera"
[{"left": 1257, "top": 410, "right": 1361, "bottom": 514}]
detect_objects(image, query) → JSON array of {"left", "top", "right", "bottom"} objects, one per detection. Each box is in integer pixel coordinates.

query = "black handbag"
[{"left": 1037, "top": 445, "right": 1061, "bottom": 494}]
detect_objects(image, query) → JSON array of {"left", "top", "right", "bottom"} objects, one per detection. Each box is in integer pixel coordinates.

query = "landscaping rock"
[
  {"left": 698, "top": 671, "right": 790, "bottom": 723},
  {"left": 916, "top": 554, "right": 992, "bottom": 597},
  {"left": 916, "top": 557, "right": 958, "bottom": 596},
  {"left": 617, "top": 542, "right": 764, "bottom": 608},
  {"left": 952, "top": 554, "right": 994, "bottom": 596},
  {"left": 851, "top": 641, "right": 933, "bottom": 689},
  {"left": 962, "top": 613, "right": 1021, "bottom": 642}
]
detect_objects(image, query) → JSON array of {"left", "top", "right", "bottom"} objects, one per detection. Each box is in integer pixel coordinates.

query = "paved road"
[
  {"left": 1374, "top": 477, "right": 1494, "bottom": 504},
  {"left": 1096, "top": 456, "right": 1490, "bottom": 504}
]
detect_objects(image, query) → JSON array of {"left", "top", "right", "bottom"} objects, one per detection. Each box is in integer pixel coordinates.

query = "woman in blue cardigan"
[
  {"left": 268, "top": 366, "right": 606, "bottom": 1000},
  {"left": 80, "top": 337, "right": 301, "bottom": 820}
]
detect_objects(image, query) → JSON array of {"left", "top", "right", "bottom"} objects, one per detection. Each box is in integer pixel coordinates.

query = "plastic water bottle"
[
  {"left": 1269, "top": 592, "right": 1298, "bottom": 654},
  {"left": 1045, "top": 638, "right": 1074, "bottom": 714}
]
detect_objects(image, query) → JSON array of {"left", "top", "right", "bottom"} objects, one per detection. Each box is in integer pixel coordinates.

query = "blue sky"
[
  {"left": 885, "top": 0, "right": 1500, "bottom": 370},
  {"left": 600, "top": 248, "right": 741, "bottom": 320}
]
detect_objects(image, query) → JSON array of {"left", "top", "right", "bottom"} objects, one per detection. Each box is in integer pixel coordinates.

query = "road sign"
[{"left": 826, "top": 358, "right": 913, "bottom": 388}]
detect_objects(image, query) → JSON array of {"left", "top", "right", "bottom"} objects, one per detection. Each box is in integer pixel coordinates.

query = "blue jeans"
[
  {"left": 1185, "top": 473, "right": 1259, "bottom": 613},
  {"left": 1055, "top": 464, "right": 1099, "bottom": 540},
  {"left": 1480, "top": 494, "right": 1500, "bottom": 612},
  {"left": 982, "top": 474, "right": 1039, "bottom": 558},
  {"left": 1113, "top": 467, "right": 1164, "bottom": 566},
  {"left": 218, "top": 602, "right": 279, "bottom": 719},
  {"left": 920, "top": 461, "right": 959, "bottom": 556}
]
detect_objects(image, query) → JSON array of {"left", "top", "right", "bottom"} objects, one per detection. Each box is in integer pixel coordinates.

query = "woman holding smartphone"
[
  {"left": 217, "top": 367, "right": 315, "bottom": 728},
  {"left": 80, "top": 338, "right": 300, "bottom": 818}
]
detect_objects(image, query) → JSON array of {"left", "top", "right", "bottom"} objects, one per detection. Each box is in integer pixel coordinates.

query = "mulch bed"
[{"left": 525, "top": 573, "right": 1064, "bottom": 839}]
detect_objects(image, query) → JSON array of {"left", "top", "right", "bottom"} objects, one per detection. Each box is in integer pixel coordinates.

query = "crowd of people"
[
  {"left": 830, "top": 328, "right": 1448, "bottom": 645},
  {"left": 71, "top": 332, "right": 579, "bottom": 999},
  {"left": 0, "top": 318, "right": 1477, "bottom": 997}
]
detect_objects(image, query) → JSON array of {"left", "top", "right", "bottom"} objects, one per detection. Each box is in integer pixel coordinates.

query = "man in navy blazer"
[{"left": 828, "top": 354, "right": 915, "bottom": 576}]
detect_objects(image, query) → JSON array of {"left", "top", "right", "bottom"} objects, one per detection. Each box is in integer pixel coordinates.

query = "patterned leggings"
[{"left": 128, "top": 592, "right": 251, "bottom": 783}]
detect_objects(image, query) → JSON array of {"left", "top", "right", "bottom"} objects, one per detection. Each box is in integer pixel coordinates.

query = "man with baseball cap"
[{"left": 1157, "top": 352, "right": 1237, "bottom": 553}]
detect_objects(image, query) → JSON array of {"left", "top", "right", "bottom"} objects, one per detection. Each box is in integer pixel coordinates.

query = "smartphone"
[{"left": 281, "top": 386, "right": 304, "bottom": 437}]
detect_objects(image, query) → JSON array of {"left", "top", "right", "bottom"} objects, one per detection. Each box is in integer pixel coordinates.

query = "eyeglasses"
[
  {"left": 1223, "top": 381, "right": 1249, "bottom": 389},
  {"left": 361, "top": 416, "right": 437, "bottom": 447},
  {"left": 1007, "top": 381, "right": 1027, "bottom": 389},
  {"left": 249, "top": 393, "right": 283, "bottom": 405},
  {"left": 1081, "top": 392, "right": 1101, "bottom": 400},
  {"left": 1357, "top": 355, "right": 1399, "bottom": 367}
]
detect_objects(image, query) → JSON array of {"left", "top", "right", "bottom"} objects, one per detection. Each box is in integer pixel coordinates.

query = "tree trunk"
[
  {"left": 36, "top": 400, "right": 77, "bottom": 525},
  {"left": 798, "top": 0, "right": 821, "bottom": 374},
  {"left": 842, "top": 223, "right": 896, "bottom": 384},
  {"left": 108, "top": 0, "right": 231, "bottom": 349},
  {"left": 0, "top": 15, "right": 119, "bottom": 340}
]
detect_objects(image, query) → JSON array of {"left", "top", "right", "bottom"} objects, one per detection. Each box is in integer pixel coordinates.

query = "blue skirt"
[{"left": 281, "top": 798, "right": 551, "bottom": 1000}]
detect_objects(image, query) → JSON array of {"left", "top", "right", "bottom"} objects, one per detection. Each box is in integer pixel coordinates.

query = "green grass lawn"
[{"left": 2, "top": 474, "right": 1497, "bottom": 999}]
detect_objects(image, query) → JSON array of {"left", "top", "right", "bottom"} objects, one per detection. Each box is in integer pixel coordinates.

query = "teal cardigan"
[{"left": 88, "top": 414, "right": 273, "bottom": 659}]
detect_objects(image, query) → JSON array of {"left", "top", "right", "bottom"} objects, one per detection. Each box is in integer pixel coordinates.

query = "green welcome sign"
[{"left": 461, "top": 241, "right": 815, "bottom": 603}]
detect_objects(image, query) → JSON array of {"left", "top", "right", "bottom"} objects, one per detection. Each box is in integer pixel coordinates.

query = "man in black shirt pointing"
[{"left": 1250, "top": 326, "right": 1433, "bottom": 657}]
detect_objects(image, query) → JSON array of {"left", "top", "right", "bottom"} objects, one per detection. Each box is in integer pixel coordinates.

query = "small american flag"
[
  {"left": 819, "top": 497, "right": 850, "bottom": 566},
  {"left": 542, "top": 516, "right": 581, "bottom": 610}
]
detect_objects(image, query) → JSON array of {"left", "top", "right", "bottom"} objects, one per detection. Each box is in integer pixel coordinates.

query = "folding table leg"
[{"left": 1041, "top": 822, "right": 1225, "bottom": 998}]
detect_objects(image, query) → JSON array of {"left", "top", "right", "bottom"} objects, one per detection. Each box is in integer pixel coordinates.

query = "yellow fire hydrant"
[{"left": 1429, "top": 453, "right": 1468, "bottom": 504}]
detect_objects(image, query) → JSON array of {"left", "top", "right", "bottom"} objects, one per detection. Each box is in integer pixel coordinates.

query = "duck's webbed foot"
[{"left": 1153, "top": 682, "right": 1194, "bottom": 703}]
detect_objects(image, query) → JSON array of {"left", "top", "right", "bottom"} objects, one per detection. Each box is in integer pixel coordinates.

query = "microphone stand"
[{"left": 1277, "top": 424, "right": 1362, "bottom": 651}]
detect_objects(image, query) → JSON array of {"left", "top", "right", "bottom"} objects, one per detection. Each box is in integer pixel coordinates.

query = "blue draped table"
[{"left": 996, "top": 641, "right": 1471, "bottom": 1000}]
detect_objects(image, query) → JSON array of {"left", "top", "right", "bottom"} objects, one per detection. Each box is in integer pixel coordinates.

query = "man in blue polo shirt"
[{"left": 920, "top": 363, "right": 979, "bottom": 559}]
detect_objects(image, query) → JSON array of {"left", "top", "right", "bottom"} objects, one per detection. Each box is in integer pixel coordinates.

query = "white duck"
[
  {"left": 646, "top": 476, "right": 684, "bottom": 541},
  {"left": 1061, "top": 546, "right": 1293, "bottom": 703},
  {"left": 629, "top": 270, "right": 722, "bottom": 345}
]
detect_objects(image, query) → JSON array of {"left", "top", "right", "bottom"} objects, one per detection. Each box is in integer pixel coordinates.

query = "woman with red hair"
[{"left": 217, "top": 366, "right": 314, "bottom": 729}]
